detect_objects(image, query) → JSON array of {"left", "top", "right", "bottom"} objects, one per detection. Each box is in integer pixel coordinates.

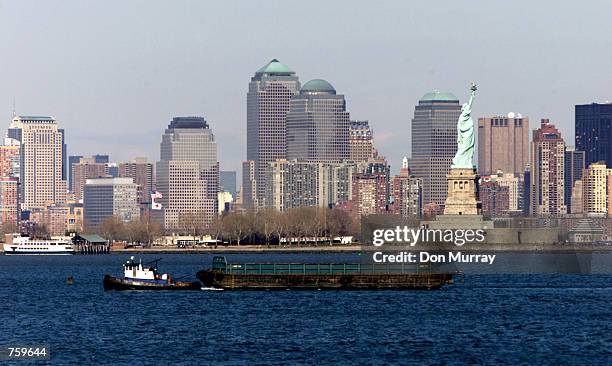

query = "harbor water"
[{"left": 1, "top": 253, "right": 611, "bottom": 365}]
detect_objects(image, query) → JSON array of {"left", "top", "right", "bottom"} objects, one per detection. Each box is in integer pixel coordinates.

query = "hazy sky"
[{"left": 1, "top": 0, "right": 611, "bottom": 178}]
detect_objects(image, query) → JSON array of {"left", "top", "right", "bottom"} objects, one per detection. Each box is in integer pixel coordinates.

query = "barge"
[
  {"left": 104, "top": 257, "right": 201, "bottom": 291},
  {"left": 196, "top": 256, "right": 458, "bottom": 290}
]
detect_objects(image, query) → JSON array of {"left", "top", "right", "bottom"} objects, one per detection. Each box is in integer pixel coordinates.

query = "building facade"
[
  {"left": 390, "top": 158, "right": 422, "bottom": 217},
  {"left": 349, "top": 120, "right": 374, "bottom": 162},
  {"left": 479, "top": 181, "right": 510, "bottom": 217},
  {"left": 351, "top": 173, "right": 388, "bottom": 216},
  {"left": 575, "top": 102, "right": 612, "bottom": 168},
  {"left": 530, "top": 119, "right": 566, "bottom": 216},
  {"left": 9, "top": 116, "right": 67, "bottom": 210},
  {"left": 219, "top": 170, "right": 237, "bottom": 198},
  {"left": 477, "top": 114, "right": 529, "bottom": 175},
  {"left": 156, "top": 117, "right": 218, "bottom": 230},
  {"left": 408, "top": 92, "right": 461, "bottom": 209},
  {"left": 564, "top": 146, "right": 586, "bottom": 214},
  {"left": 245, "top": 59, "right": 300, "bottom": 209},
  {"left": 286, "top": 79, "right": 350, "bottom": 163},
  {"left": 118, "top": 157, "right": 153, "bottom": 207},
  {"left": 71, "top": 157, "right": 110, "bottom": 200},
  {"left": 83, "top": 177, "right": 139, "bottom": 229},
  {"left": 581, "top": 162, "right": 611, "bottom": 216}
]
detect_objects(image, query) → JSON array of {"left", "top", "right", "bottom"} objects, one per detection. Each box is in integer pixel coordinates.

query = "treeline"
[{"left": 91, "top": 207, "right": 358, "bottom": 246}]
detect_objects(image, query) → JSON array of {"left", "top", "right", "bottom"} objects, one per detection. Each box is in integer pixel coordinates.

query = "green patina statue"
[{"left": 452, "top": 83, "right": 477, "bottom": 169}]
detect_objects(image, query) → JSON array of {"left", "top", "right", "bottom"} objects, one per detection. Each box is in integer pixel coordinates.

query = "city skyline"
[{"left": 1, "top": 1, "right": 611, "bottom": 177}]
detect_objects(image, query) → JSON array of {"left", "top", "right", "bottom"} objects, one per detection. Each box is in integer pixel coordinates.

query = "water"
[{"left": 1, "top": 253, "right": 611, "bottom": 365}]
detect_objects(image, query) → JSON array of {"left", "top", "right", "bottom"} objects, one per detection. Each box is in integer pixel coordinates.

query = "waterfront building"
[
  {"left": 71, "top": 157, "right": 110, "bottom": 200},
  {"left": 564, "top": 146, "right": 586, "bottom": 213},
  {"left": 575, "top": 102, "right": 612, "bottom": 167},
  {"left": 581, "top": 162, "right": 611, "bottom": 216},
  {"left": 9, "top": 116, "right": 67, "bottom": 210},
  {"left": 349, "top": 120, "right": 374, "bottom": 162},
  {"left": 245, "top": 59, "right": 300, "bottom": 208},
  {"left": 83, "top": 177, "right": 139, "bottom": 229},
  {"left": 219, "top": 171, "right": 237, "bottom": 198},
  {"left": 530, "top": 119, "right": 566, "bottom": 216},
  {"left": 351, "top": 173, "right": 388, "bottom": 216},
  {"left": 156, "top": 117, "right": 218, "bottom": 230},
  {"left": 0, "top": 177, "right": 18, "bottom": 226},
  {"left": 390, "top": 157, "right": 422, "bottom": 217},
  {"left": 408, "top": 92, "right": 462, "bottom": 209},
  {"left": 286, "top": 79, "right": 350, "bottom": 163},
  {"left": 479, "top": 180, "right": 510, "bottom": 218},
  {"left": 118, "top": 158, "right": 153, "bottom": 207},
  {"left": 477, "top": 113, "right": 529, "bottom": 175}
]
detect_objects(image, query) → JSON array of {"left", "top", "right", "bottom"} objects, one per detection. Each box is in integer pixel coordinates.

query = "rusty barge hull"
[{"left": 196, "top": 271, "right": 454, "bottom": 290}]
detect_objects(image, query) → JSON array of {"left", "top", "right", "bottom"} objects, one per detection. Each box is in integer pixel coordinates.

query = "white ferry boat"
[{"left": 2, "top": 234, "right": 74, "bottom": 255}]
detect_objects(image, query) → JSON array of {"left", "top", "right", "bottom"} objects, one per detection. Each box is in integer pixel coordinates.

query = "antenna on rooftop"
[{"left": 12, "top": 97, "right": 16, "bottom": 118}]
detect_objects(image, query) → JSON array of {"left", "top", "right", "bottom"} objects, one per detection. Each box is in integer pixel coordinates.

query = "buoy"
[{"left": 67, "top": 276, "right": 74, "bottom": 285}]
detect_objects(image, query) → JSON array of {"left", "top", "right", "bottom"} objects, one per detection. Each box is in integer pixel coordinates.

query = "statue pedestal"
[{"left": 443, "top": 168, "right": 480, "bottom": 215}]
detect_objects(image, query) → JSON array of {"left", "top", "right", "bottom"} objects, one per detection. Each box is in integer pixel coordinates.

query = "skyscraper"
[
  {"left": 477, "top": 113, "right": 529, "bottom": 175},
  {"left": 564, "top": 146, "right": 585, "bottom": 213},
  {"left": 408, "top": 92, "right": 461, "bottom": 209},
  {"left": 348, "top": 120, "right": 374, "bottom": 162},
  {"left": 68, "top": 155, "right": 83, "bottom": 191},
  {"left": 71, "top": 157, "right": 110, "bottom": 200},
  {"left": 530, "top": 119, "right": 566, "bottom": 216},
  {"left": 245, "top": 59, "right": 300, "bottom": 209},
  {"left": 581, "top": 162, "right": 610, "bottom": 216},
  {"left": 118, "top": 157, "right": 154, "bottom": 207},
  {"left": 390, "top": 157, "right": 422, "bottom": 217},
  {"left": 219, "top": 171, "right": 237, "bottom": 197},
  {"left": 83, "top": 177, "right": 139, "bottom": 229},
  {"left": 156, "top": 117, "right": 218, "bottom": 230},
  {"left": 9, "top": 116, "right": 67, "bottom": 210},
  {"left": 286, "top": 79, "right": 350, "bottom": 163},
  {"left": 575, "top": 102, "right": 612, "bottom": 168}
]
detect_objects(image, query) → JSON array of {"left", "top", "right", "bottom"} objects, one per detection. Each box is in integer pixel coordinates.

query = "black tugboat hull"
[
  {"left": 103, "top": 275, "right": 201, "bottom": 291},
  {"left": 196, "top": 270, "right": 454, "bottom": 290}
]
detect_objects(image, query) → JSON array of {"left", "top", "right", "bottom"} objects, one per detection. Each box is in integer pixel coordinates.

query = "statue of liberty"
[{"left": 452, "top": 83, "right": 477, "bottom": 169}]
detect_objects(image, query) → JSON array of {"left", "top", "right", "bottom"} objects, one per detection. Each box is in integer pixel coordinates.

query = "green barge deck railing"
[{"left": 212, "top": 256, "right": 435, "bottom": 275}]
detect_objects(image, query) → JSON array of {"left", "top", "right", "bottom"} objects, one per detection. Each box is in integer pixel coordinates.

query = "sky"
[{"left": 0, "top": 0, "right": 611, "bottom": 179}]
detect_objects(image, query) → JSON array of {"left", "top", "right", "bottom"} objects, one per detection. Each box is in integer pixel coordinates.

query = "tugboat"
[{"left": 104, "top": 257, "right": 201, "bottom": 291}]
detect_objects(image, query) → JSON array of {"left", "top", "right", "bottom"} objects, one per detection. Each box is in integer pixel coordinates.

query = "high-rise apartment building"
[
  {"left": 480, "top": 171, "right": 522, "bottom": 213},
  {"left": 83, "top": 177, "right": 139, "bottom": 229},
  {"left": 530, "top": 119, "right": 566, "bottom": 216},
  {"left": 118, "top": 157, "right": 153, "bottom": 207},
  {"left": 349, "top": 120, "right": 374, "bottom": 162},
  {"left": 575, "top": 102, "right": 612, "bottom": 168},
  {"left": 581, "top": 162, "right": 611, "bottom": 216},
  {"left": 245, "top": 59, "right": 300, "bottom": 208},
  {"left": 479, "top": 181, "right": 510, "bottom": 217},
  {"left": 9, "top": 116, "right": 67, "bottom": 210},
  {"left": 156, "top": 117, "right": 218, "bottom": 230},
  {"left": 564, "top": 146, "right": 585, "bottom": 214},
  {"left": 390, "top": 158, "right": 422, "bottom": 217},
  {"left": 408, "top": 92, "right": 462, "bottom": 209},
  {"left": 477, "top": 113, "right": 529, "bottom": 175},
  {"left": 351, "top": 173, "right": 388, "bottom": 216},
  {"left": 286, "top": 79, "right": 350, "bottom": 163}
]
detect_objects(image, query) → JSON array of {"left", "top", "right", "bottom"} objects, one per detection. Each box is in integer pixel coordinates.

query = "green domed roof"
[
  {"left": 256, "top": 59, "right": 294, "bottom": 75},
  {"left": 301, "top": 79, "right": 336, "bottom": 94},
  {"left": 420, "top": 91, "right": 458, "bottom": 102}
]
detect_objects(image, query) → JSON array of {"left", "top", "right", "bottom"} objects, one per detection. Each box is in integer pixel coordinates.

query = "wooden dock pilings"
[{"left": 74, "top": 243, "right": 110, "bottom": 255}]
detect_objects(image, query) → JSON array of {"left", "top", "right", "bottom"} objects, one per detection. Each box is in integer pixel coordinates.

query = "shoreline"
[{"left": 109, "top": 244, "right": 612, "bottom": 254}]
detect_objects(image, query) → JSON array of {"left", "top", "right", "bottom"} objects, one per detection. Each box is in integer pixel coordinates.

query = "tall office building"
[
  {"left": 71, "top": 157, "right": 110, "bottom": 200},
  {"left": 530, "top": 119, "right": 566, "bottom": 216},
  {"left": 349, "top": 121, "right": 374, "bottom": 162},
  {"left": 575, "top": 102, "right": 612, "bottom": 167},
  {"left": 408, "top": 92, "right": 462, "bottom": 209},
  {"left": 156, "top": 117, "right": 218, "bottom": 230},
  {"left": 245, "top": 59, "right": 300, "bottom": 208},
  {"left": 219, "top": 170, "right": 237, "bottom": 197},
  {"left": 241, "top": 161, "right": 257, "bottom": 209},
  {"left": 9, "top": 116, "right": 67, "bottom": 210},
  {"left": 118, "top": 157, "right": 153, "bottom": 207},
  {"left": 564, "top": 146, "right": 585, "bottom": 213},
  {"left": 83, "top": 177, "right": 139, "bottom": 229},
  {"left": 286, "top": 79, "right": 350, "bottom": 163},
  {"left": 68, "top": 155, "right": 83, "bottom": 191},
  {"left": 477, "top": 113, "right": 529, "bottom": 175},
  {"left": 390, "top": 158, "right": 422, "bottom": 217}
]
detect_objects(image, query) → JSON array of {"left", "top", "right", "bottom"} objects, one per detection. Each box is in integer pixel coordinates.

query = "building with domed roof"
[
  {"left": 244, "top": 59, "right": 300, "bottom": 209},
  {"left": 408, "top": 92, "right": 462, "bottom": 209},
  {"left": 285, "top": 79, "right": 350, "bottom": 163}
]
